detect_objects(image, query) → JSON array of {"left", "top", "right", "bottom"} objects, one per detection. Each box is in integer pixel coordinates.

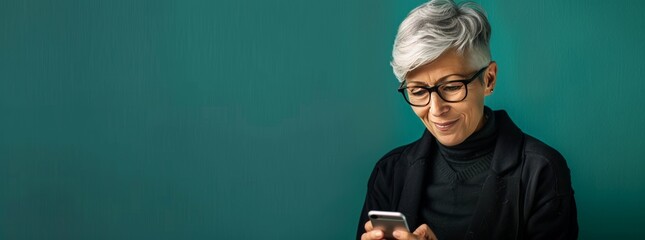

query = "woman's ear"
[{"left": 484, "top": 61, "right": 498, "bottom": 96}]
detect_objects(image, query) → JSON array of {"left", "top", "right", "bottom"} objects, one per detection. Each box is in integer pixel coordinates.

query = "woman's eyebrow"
[{"left": 408, "top": 73, "right": 468, "bottom": 86}]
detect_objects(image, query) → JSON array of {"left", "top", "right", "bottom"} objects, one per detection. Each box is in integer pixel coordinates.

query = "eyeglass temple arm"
[{"left": 397, "top": 80, "right": 406, "bottom": 91}]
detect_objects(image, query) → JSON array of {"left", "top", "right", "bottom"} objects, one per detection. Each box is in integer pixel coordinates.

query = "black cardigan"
[{"left": 357, "top": 110, "right": 578, "bottom": 240}]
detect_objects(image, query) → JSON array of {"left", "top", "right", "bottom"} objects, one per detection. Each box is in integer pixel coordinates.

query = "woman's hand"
[
  {"left": 361, "top": 221, "right": 438, "bottom": 240},
  {"left": 361, "top": 220, "right": 385, "bottom": 240},
  {"left": 392, "top": 224, "right": 437, "bottom": 240}
]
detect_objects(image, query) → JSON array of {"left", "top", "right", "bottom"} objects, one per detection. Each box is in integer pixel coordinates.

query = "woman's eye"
[
  {"left": 442, "top": 85, "right": 462, "bottom": 92},
  {"left": 408, "top": 88, "right": 427, "bottom": 96}
]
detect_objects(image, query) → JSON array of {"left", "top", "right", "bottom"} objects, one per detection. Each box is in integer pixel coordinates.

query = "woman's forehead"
[
  {"left": 406, "top": 67, "right": 470, "bottom": 86},
  {"left": 406, "top": 50, "right": 474, "bottom": 83}
]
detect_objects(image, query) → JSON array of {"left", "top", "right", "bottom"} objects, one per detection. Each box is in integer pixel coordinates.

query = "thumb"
[
  {"left": 413, "top": 224, "right": 437, "bottom": 240},
  {"left": 392, "top": 230, "right": 415, "bottom": 240}
]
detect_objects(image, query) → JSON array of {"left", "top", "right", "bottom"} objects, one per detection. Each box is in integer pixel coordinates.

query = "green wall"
[{"left": 1, "top": 0, "right": 643, "bottom": 239}]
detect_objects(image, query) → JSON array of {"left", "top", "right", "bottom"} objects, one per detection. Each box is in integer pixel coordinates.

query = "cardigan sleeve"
[
  {"left": 525, "top": 194, "right": 578, "bottom": 240},
  {"left": 356, "top": 147, "right": 406, "bottom": 240},
  {"left": 522, "top": 136, "right": 579, "bottom": 239},
  {"left": 356, "top": 166, "right": 383, "bottom": 240}
]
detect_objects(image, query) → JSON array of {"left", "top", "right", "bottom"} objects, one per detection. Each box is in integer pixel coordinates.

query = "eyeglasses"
[{"left": 397, "top": 66, "right": 488, "bottom": 107}]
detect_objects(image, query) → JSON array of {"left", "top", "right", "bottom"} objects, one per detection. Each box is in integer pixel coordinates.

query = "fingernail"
[
  {"left": 372, "top": 231, "right": 383, "bottom": 238},
  {"left": 393, "top": 231, "right": 402, "bottom": 238}
]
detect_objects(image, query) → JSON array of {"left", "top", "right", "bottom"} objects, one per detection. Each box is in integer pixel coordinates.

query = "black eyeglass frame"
[{"left": 397, "top": 66, "right": 489, "bottom": 107}]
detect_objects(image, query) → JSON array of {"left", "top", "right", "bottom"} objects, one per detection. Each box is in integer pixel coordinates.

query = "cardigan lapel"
[
  {"left": 396, "top": 130, "right": 435, "bottom": 229},
  {"left": 489, "top": 110, "right": 524, "bottom": 175},
  {"left": 464, "top": 175, "right": 521, "bottom": 240},
  {"left": 465, "top": 110, "right": 524, "bottom": 240}
]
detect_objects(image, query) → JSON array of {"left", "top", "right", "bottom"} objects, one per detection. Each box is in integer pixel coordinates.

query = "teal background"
[{"left": 1, "top": 0, "right": 644, "bottom": 239}]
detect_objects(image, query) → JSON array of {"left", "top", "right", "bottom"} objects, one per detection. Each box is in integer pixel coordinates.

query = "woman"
[{"left": 357, "top": 1, "right": 578, "bottom": 239}]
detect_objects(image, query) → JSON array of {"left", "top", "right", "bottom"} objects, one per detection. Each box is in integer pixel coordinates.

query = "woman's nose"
[{"left": 429, "top": 92, "right": 449, "bottom": 116}]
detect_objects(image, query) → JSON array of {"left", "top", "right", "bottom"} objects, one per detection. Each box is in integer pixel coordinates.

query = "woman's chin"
[{"left": 434, "top": 134, "right": 466, "bottom": 147}]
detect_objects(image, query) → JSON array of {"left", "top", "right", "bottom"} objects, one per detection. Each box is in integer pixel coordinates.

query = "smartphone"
[{"left": 368, "top": 210, "right": 410, "bottom": 239}]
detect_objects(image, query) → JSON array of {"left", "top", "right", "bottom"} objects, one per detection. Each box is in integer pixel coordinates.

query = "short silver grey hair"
[{"left": 391, "top": 0, "right": 492, "bottom": 82}]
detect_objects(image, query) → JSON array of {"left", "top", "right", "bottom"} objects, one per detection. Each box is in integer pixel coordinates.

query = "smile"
[{"left": 433, "top": 119, "right": 458, "bottom": 131}]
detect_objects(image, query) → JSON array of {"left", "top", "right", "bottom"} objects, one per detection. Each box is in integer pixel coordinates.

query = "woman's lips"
[{"left": 433, "top": 119, "right": 458, "bottom": 131}]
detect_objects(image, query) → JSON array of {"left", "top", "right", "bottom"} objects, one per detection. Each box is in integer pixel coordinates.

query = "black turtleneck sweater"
[{"left": 420, "top": 107, "right": 497, "bottom": 240}]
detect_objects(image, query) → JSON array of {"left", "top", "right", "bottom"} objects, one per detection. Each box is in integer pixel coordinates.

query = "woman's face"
[{"left": 405, "top": 50, "right": 497, "bottom": 146}]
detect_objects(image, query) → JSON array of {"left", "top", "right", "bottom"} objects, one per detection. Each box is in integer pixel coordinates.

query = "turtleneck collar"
[{"left": 435, "top": 106, "right": 497, "bottom": 161}]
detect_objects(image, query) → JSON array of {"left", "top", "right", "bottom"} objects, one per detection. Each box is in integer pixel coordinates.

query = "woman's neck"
[{"left": 436, "top": 106, "right": 497, "bottom": 161}]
